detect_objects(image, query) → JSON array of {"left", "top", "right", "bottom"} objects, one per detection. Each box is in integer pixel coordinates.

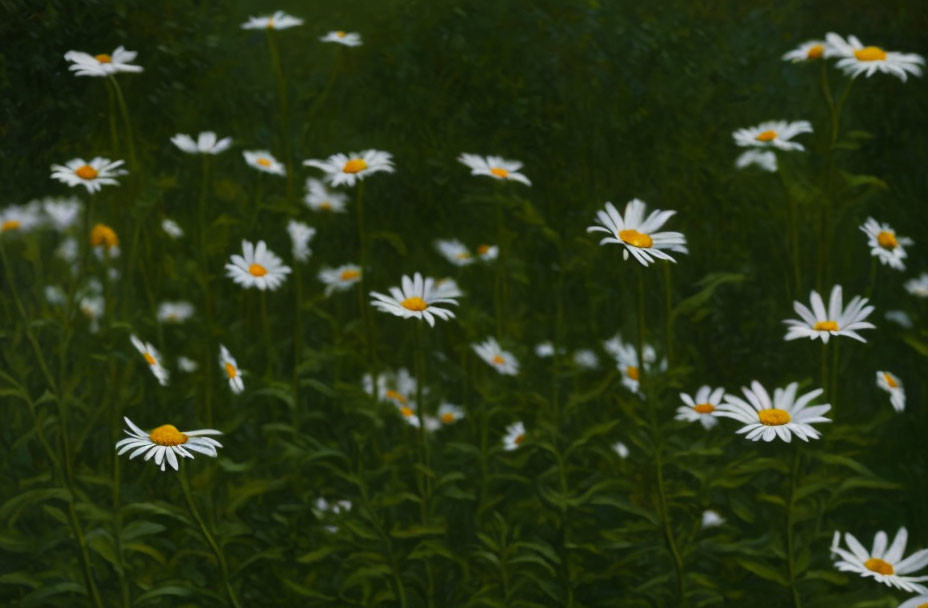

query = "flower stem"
[
  {"left": 494, "top": 192, "right": 507, "bottom": 339},
  {"left": 292, "top": 262, "right": 303, "bottom": 427},
  {"left": 830, "top": 338, "right": 840, "bottom": 415},
  {"left": 785, "top": 447, "right": 803, "bottom": 608},
  {"left": 108, "top": 76, "right": 137, "bottom": 173},
  {"left": 662, "top": 263, "right": 674, "bottom": 366},
  {"left": 105, "top": 79, "right": 119, "bottom": 156},
  {"left": 355, "top": 181, "right": 374, "bottom": 361},
  {"left": 198, "top": 155, "right": 215, "bottom": 425},
  {"left": 266, "top": 30, "right": 293, "bottom": 205},
  {"left": 413, "top": 322, "right": 436, "bottom": 607}
]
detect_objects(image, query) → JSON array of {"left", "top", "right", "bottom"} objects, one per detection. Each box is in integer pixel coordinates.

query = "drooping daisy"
[
  {"left": 432, "top": 277, "right": 463, "bottom": 299},
  {"left": 436, "top": 403, "right": 465, "bottom": 426},
  {"left": 535, "top": 342, "right": 556, "bottom": 358},
  {"left": 573, "top": 349, "right": 599, "bottom": 370},
  {"left": 476, "top": 243, "right": 499, "bottom": 261},
  {"left": 243, "top": 150, "right": 286, "bottom": 176},
  {"left": 64, "top": 46, "right": 143, "bottom": 77},
  {"left": 320, "top": 31, "right": 362, "bottom": 46},
  {"left": 178, "top": 356, "right": 199, "bottom": 373},
  {"left": 219, "top": 345, "right": 244, "bottom": 394},
  {"left": 304, "top": 178, "right": 348, "bottom": 213},
  {"left": 886, "top": 310, "right": 914, "bottom": 328},
  {"left": 241, "top": 10, "right": 303, "bottom": 30},
  {"left": 603, "top": 334, "right": 660, "bottom": 394},
  {"left": 161, "top": 218, "right": 183, "bottom": 239},
  {"left": 876, "top": 371, "right": 906, "bottom": 413},
  {"left": 457, "top": 154, "right": 531, "bottom": 186},
  {"left": 782, "top": 40, "right": 830, "bottom": 63},
  {"left": 51, "top": 157, "right": 127, "bottom": 193},
  {"left": 318, "top": 264, "right": 361, "bottom": 296},
  {"left": 732, "top": 120, "right": 813, "bottom": 152},
  {"left": 90, "top": 223, "right": 120, "bottom": 256},
  {"left": 831, "top": 527, "right": 928, "bottom": 594},
  {"left": 783, "top": 285, "right": 875, "bottom": 343},
  {"left": 905, "top": 274, "right": 928, "bottom": 298},
  {"left": 41, "top": 197, "right": 81, "bottom": 231},
  {"left": 157, "top": 301, "right": 194, "bottom": 324},
  {"left": 435, "top": 239, "right": 475, "bottom": 266},
  {"left": 171, "top": 131, "right": 232, "bottom": 155},
  {"left": 701, "top": 510, "right": 725, "bottom": 529},
  {"left": 897, "top": 596, "right": 928, "bottom": 608},
  {"left": 860, "top": 217, "right": 913, "bottom": 270},
  {"left": 473, "top": 337, "right": 519, "bottom": 375},
  {"left": 115, "top": 416, "right": 222, "bottom": 472},
  {"left": 503, "top": 421, "right": 526, "bottom": 451},
  {"left": 130, "top": 335, "right": 169, "bottom": 386},
  {"left": 612, "top": 441, "right": 630, "bottom": 459},
  {"left": 370, "top": 272, "right": 458, "bottom": 327},
  {"left": 587, "top": 199, "right": 687, "bottom": 266},
  {"left": 287, "top": 220, "right": 316, "bottom": 262},
  {"left": 827, "top": 33, "right": 925, "bottom": 82},
  {"left": 735, "top": 149, "right": 778, "bottom": 172},
  {"left": 363, "top": 368, "right": 418, "bottom": 409},
  {"left": 303, "top": 150, "right": 394, "bottom": 187},
  {"left": 716, "top": 381, "right": 831, "bottom": 443},
  {"left": 0, "top": 204, "right": 42, "bottom": 235},
  {"left": 225, "top": 240, "right": 291, "bottom": 291},
  {"left": 676, "top": 386, "right": 726, "bottom": 429}
]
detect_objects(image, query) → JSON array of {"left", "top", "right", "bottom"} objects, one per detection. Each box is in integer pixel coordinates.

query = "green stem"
[
  {"left": 355, "top": 181, "right": 374, "bottom": 361},
  {"left": 662, "top": 264, "right": 674, "bottom": 366},
  {"left": 413, "top": 322, "right": 436, "bottom": 608},
  {"left": 292, "top": 263, "right": 303, "bottom": 428},
  {"left": 260, "top": 291, "right": 273, "bottom": 375},
  {"left": 786, "top": 447, "right": 803, "bottom": 608},
  {"left": 779, "top": 170, "right": 802, "bottom": 297},
  {"left": 356, "top": 464, "right": 409, "bottom": 608},
  {"left": 864, "top": 256, "right": 877, "bottom": 300},
  {"left": 266, "top": 30, "right": 293, "bottom": 205},
  {"left": 494, "top": 193, "right": 506, "bottom": 339},
  {"left": 304, "top": 49, "right": 342, "bottom": 145},
  {"left": 820, "top": 340, "right": 828, "bottom": 396},
  {"left": 198, "top": 155, "right": 215, "bottom": 425},
  {"left": 105, "top": 79, "right": 120, "bottom": 156},
  {"left": 830, "top": 338, "right": 839, "bottom": 416},
  {"left": 108, "top": 76, "right": 137, "bottom": 172}
]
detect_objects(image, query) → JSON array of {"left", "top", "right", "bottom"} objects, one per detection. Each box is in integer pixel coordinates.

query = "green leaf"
[
  {"left": 671, "top": 273, "right": 745, "bottom": 322},
  {"left": 736, "top": 558, "right": 788, "bottom": 586},
  {"left": 132, "top": 585, "right": 193, "bottom": 605}
]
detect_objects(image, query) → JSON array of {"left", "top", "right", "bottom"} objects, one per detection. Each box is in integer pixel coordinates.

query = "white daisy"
[
  {"left": 370, "top": 272, "right": 458, "bottom": 327},
  {"left": 225, "top": 240, "right": 291, "bottom": 291},
  {"left": 831, "top": 527, "right": 928, "bottom": 594},
  {"left": 885, "top": 310, "right": 914, "bottom": 328},
  {"left": 130, "top": 335, "right": 169, "bottom": 386},
  {"left": 171, "top": 131, "right": 232, "bottom": 155},
  {"left": 732, "top": 120, "right": 813, "bottom": 152},
  {"left": 827, "top": 33, "right": 925, "bottom": 82},
  {"left": 876, "top": 371, "right": 906, "bottom": 413},
  {"left": 716, "top": 381, "right": 831, "bottom": 443},
  {"left": 503, "top": 421, "right": 526, "bottom": 451},
  {"left": 897, "top": 596, "right": 928, "bottom": 608},
  {"left": 603, "top": 334, "right": 660, "bottom": 394},
  {"left": 64, "top": 46, "right": 142, "bottom": 77},
  {"left": 41, "top": 197, "right": 82, "bottom": 231},
  {"left": 287, "top": 220, "right": 316, "bottom": 262},
  {"left": 476, "top": 243, "right": 499, "bottom": 261},
  {"left": 241, "top": 10, "right": 303, "bottom": 30},
  {"left": 44, "top": 285, "right": 67, "bottom": 306},
  {"left": 304, "top": 178, "right": 348, "bottom": 213},
  {"left": 612, "top": 441, "right": 630, "bottom": 459},
  {"left": 701, "top": 510, "right": 725, "bottom": 529},
  {"left": 782, "top": 40, "right": 830, "bottom": 63},
  {"left": 783, "top": 285, "right": 875, "bottom": 343},
  {"left": 432, "top": 277, "right": 463, "bottom": 299},
  {"left": 676, "top": 386, "right": 726, "bottom": 429},
  {"left": 161, "top": 218, "right": 183, "bottom": 239},
  {"left": 157, "top": 301, "right": 194, "bottom": 324},
  {"left": 320, "top": 31, "right": 362, "bottom": 46},
  {"left": 219, "top": 345, "right": 244, "bottom": 394},
  {"left": 314, "top": 497, "right": 352, "bottom": 515},
  {"left": 58, "top": 236, "right": 79, "bottom": 263},
  {"left": 436, "top": 403, "right": 465, "bottom": 426},
  {"left": 178, "top": 356, "right": 199, "bottom": 373},
  {"left": 90, "top": 223, "right": 120, "bottom": 257},
  {"left": 535, "top": 342, "right": 556, "bottom": 357},
  {"left": 80, "top": 294, "right": 104, "bottom": 332},
  {"left": 573, "top": 349, "right": 599, "bottom": 370},
  {"left": 243, "top": 150, "right": 286, "bottom": 176},
  {"left": 395, "top": 402, "right": 421, "bottom": 428},
  {"left": 303, "top": 150, "right": 394, "bottom": 187},
  {"left": 860, "top": 217, "right": 912, "bottom": 270},
  {"left": 457, "top": 154, "right": 531, "bottom": 186},
  {"left": 363, "top": 368, "right": 418, "bottom": 409},
  {"left": 905, "top": 274, "right": 928, "bottom": 298},
  {"left": 1, "top": 204, "right": 42, "bottom": 234},
  {"left": 587, "top": 199, "right": 687, "bottom": 266},
  {"left": 472, "top": 337, "right": 519, "bottom": 375},
  {"left": 735, "top": 149, "right": 778, "bottom": 172},
  {"left": 435, "top": 239, "right": 475, "bottom": 266},
  {"left": 318, "top": 264, "right": 361, "bottom": 296},
  {"left": 115, "top": 416, "right": 222, "bottom": 472},
  {"left": 51, "top": 157, "right": 127, "bottom": 193}
]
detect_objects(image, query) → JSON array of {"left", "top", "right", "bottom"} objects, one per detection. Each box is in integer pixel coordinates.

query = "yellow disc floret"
[
  {"left": 386, "top": 390, "right": 408, "bottom": 404},
  {"left": 619, "top": 229, "right": 653, "bottom": 249},
  {"left": 1, "top": 220, "right": 20, "bottom": 232},
  {"left": 95, "top": 54, "right": 112, "bottom": 63},
  {"left": 492, "top": 354, "right": 505, "bottom": 366},
  {"left": 877, "top": 231, "right": 898, "bottom": 250},
  {"left": 693, "top": 403, "right": 715, "bottom": 414},
  {"left": 340, "top": 269, "right": 361, "bottom": 281},
  {"left": 813, "top": 320, "right": 839, "bottom": 332},
  {"left": 249, "top": 263, "right": 268, "bottom": 277},
  {"left": 149, "top": 424, "right": 188, "bottom": 446},
  {"left": 90, "top": 223, "right": 119, "bottom": 249},
  {"left": 441, "top": 412, "right": 455, "bottom": 423},
  {"left": 343, "top": 158, "right": 368, "bottom": 174},
  {"left": 883, "top": 373, "right": 898, "bottom": 388},
  {"left": 625, "top": 365, "right": 640, "bottom": 381},
  {"left": 864, "top": 557, "right": 894, "bottom": 575},
  {"left": 256, "top": 158, "right": 272, "bottom": 168},
  {"left": 855, "top": 46, "right": 887, "bottom": 62},
  {"left": 807, "top": 44, "right": 824, "bottom": 59},
  {"left": 755, "top": 130, "right": 777, "bottom": 142},
  {"left": 401, "top": 296, "right": 427, "bottom": 311},
  {"left": 225, "top": 362, "right": 238, "bottom": 378},
  {"left": 490, "top": 167, "right": 509, "bottom": 178},
  {"left": 75, "top": 165, "right": 99, "bottom": 180},
  {"left": 758, "top": 409, "right": 791, "bottom": 426}
]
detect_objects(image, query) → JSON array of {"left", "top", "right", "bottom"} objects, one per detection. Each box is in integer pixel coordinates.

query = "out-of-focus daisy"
[
  {"left": 897, "top": 596, "right": 928, "bottom": 608},
  {"left": 130, "top": 335, "right": 169, "bottom": 386},
  {"left": 827, "top": 33, "right": 925, "bottom": 82},
  {"left": 370, "top": 272, "right": 458, "bottom": 327},
  {"left": 876, "top": 371, "right": 906, "bottom": 413},
  {"left": 735, "top": 149, "right": 778, "bottom": 172},
  {"left": 1, "top": 204, "right": 42, "bottom": 234},
  {"left": 157, "top": 301, "right": 194, "bottom": 324},
  {"left": 503, "top": 421, "right": 526, "bottom": 451},
  {"left": 115, "top": 416, "right": 221, "bottom": 472},
  {"left": 613, "top": 441, "right": 629, "bottom": 459},
  {"left": 241, "top": 10, "right": 303, "bottom": 30},
  {"left": 171, "top": 131, "right": 232, "bottom": 155},
  {"left": 225, "top": 240, "right": 291, "bottom": 291},
  {"left": 64, "top": 46, "right": 142, "bottom": 77},
  {"left": 41, "top": 197, "right": 81, "bottom": 231},
  {"left": 473, "top": 337, "right": 519, "bottom": 375},
  {"left": 535, "top": 341, "right": 555, "bottom": 358},
  {"left": 905, "top": 274, "right": 928, "bottom": 298},
  {"left": 701, "top": 510, "right": 725, "bottom": 529},
  {"left": 394, "top": 402, "right": 421, "bottom": 428},
  {"left": 314, "top": 497, "right": 351, "bottom": 516},
  {"left": 243, "top": 150, "right": 286, "bottom": 176},
  {"left": 587, "top": 199, "right": 687, "bottom": 266},
  {"left": 476, "top": 243, "right": 498, "bottom": 261},
  {"left": 304, "top": 178, "right": 348, "bottom": 213},
  {"left": 44, "top": 285, "right": 67, "bottom": 306},
  {"left": 58, "top": 236, "right": 78, "bottom": 263},
  {"left": 304, "top": 150, "right": 394, "bottom": 187},
  {"left": 886, "top": 310, "right": 914, "bottom": 328},
  {"left": 90, "top": 223, "right": 120, "bottom": 257},
  {"left": 80, "top": 294, "right": 104, "bottom": 332},
  {"left": 784, "top": 285, "right": 875, "bottom": 343},
  {"left": 436, "top": 403, "right": 464, "bottom": 426},
  {"left": 860, "top": 217, "right": 912, "bottom": 270},
  {"left": 178, "top": 356, "right": 199, "bottom": 373},
  {"left": 603, "top": 334, "right": 659, "bottom": 394},
  {"left": 676, "top": 386, "right": 726, "bottom": 429},
  {"left": 716, "top": 381, "right": 831, "bottom": 443},
  {"left": 573, "top": 349, "right": 599, "bottom": 370},
  {"left": 432, "top": 277, "right": 463, "bottom": 299},
  {"left": 51, "top": 157, "right": 127, "bottom": 193},
  {"left": 320, "top": 31, "right": 362, "bottom": 46},
  {"left": 219, "top": 345, "right": 244, "bottom": 394},
  {"left": 287, "top": 220, "right": 315, "bottom": 262},
  {"left": 435, "top": 239, "right": 475, "bottom": 266},
  {"left": 782, "top": 40, "right": 830, "bottom": 63},
  {"left": 161, "top": 218, "right": 183, "bottom": 239},
  {"left": 733, "top": 120, "right": 813, "bottom": 152},
  {"left": 363, "top": 368, "right": 418, "bottom": 409},
  {"left": 318, "top": 264, "right": 361, "bottom": 296},
  {"left": 831, "top": 527, "right": 928, "bottom": 594},
  {"left": 458, "top": 154, "right": 531, "bottom": 186}
]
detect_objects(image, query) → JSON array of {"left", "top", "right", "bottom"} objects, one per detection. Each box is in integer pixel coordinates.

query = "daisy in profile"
[
  {"left": 897, "top": 596, "right": 928, "bottom": 608},
  {"left": 603, "top": 334, "right": 660, "bottom": 394},
  {"left": 473, "top": 337, "right": 519, "bottom": 375},
  {"left": 860, "top": 217, "right": 912, "bottom": 270},
  {"left": 587, "top": 199, "right": 687, "bottom": 266},
  {"left": 435, "top": 239, "right": 474, "bottom": 266},
  {"left": 363, "top": 368, "right": 417, "bottom": 408},
  {"left": 886, "top": 310, "right": 914, "bottom": 328},
  {"left": 784, "top": 285, "right": 875, "bottom": 343},
  {"left": 157, "top": 301, "right": 194, "bottom": 324},
  {"left": 716, "top": 381, "right": 831, "bottom": 443},
  {"left": 735, "top": 149, "right": 778, "bottom": 172},
  {"left": 612, "top": 441, "right": 629, "bottom": 459},
  {"left": 573, "top": 349, "right": 599, "bottom": 370},
  {"left": 733, "top": 120, "right": 813, "bottom": 152},
  {"left": 782, "top": 40, "right": 830, "bottom": 63},
  {"left": 320, "top": 31, "right": 362, "bottom": 46},
  {"left": 436, "top": 403, "right": 465, "bottom": 425},
  {"left": 304, "top": 150, "right": 394, "bottom": 187},
  {"left": 676, "top": 386, "right": 726, "bottom": 429},
  {"left": 178, "top": 356, "right": 199, "bottom": 373},
  {"left": 318, "top": 264, "right": 361, "bottom": 296},
  {"left": 161, "top": 218, "right": 183, "bottom": 239},
  {"left": 41, "top": 197, "right": 81, "bottom": 231},
  {"left": 905, "top": 274, "right": 928, "bottom": 298},
  {"left": 241, "top": 10, "right": 303, "bottom": 30},
  {"left": 287, "top": 220, "right": 316, "bottom": 262},
  {"left": 458, "top": 154, "right": 531, "bottom": 186},
  {"left": 219, "top": 345, "right": 244, "bottom": 394},
  {"left": 476, "top": 243, "right": 498, "bottom": 261},
  {"left": 64, "top": 46, "right": 142, "bottom": 77},
  {"left": 1, "top": 204, "right": 42, "bottom": 235},
  {"left": 51, "top": 157, "right": 127, "bottom": 193},
  {"left": 304, "top": 178, "right": 348, "bottom": 213},
  {"left": 831, "top": 527, "right": 928, "bottom": 594},
  {"left": 503, "top": 421, "right": 526, "bottom": 451},
  {"left": 395, "top": 402, "right": 421, "bottom": 428},
  {"left": 225, "top": 240, "right": 291, "bottom": 290},
  {"left": 90, "top": 223, "right": 120, "bottom": 257},
  {"left": 370, "top": 272, "right": 458, "bottom": 327},
  {"left": 826, "top": 33, "right": 925, "bottom": 82},
  {"left": 130, "top": 335, "right": 169, "bottom": 386},
  {"left": 171, "top": 131, "right": 233, "bottom": 155},
  {"left": 115, "top": 416, "right": 222, "bottom": 472},
  {"left": 432, "top": 277, "right": 463, "bottom": 299},
  {"left": 243, "top": 150, "right": 286, "bottom": 176},
  {"left": 701, "top": 510, "right": 725, "bottom": 529},
  {"left": 876, "top": 371, "right": 906, "bottom": 412}
]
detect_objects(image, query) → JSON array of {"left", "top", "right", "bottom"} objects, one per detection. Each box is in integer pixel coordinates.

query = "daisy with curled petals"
[
  {"left": 64, "top": 46, "right": 142, "bottom": 77},
  {"left": 473, "top": 337, "right": 519, "bottom": 375},
  {"left": 171, "top": 131, "right": 232, "bottom": 155},
  {"left": 51, "top": 157, "right": 127, "bottom": 193},
  {"left": 130, "top": 335, "right": 169, "bottom": 386},
  {"left": 241, "top": 10, "right": 303, "bottom": 30},
  {"left": 587, "top": 199, "right": 687, "bottom": 266},
  {"left": 826, "top": 32, "right": 925, "bottom": 82},
  {"left": 876, "top": 371, "right": 906, "bottom": 412},
  {"left": 831, "top": 527, "right": 928, "bottom": 594},
  {"left": 321, "top": 31, "right": 362, "bottom": 46},
  {"left": 318, "top": 264, "right": 361, "bottom": 296},
  {"left": 716, "top": 381, "right": 831, "bottom": 443},
  {"left": 157, "top": 301, "right": 194, "bottom": 324},
  {"left": 503, "top": 421, "right": 526, "bottom": 451},
  {"left": 458, "top": 154, "right": 531, "bottom": 186},
  {"left": 905, "top": 274, "right": 928, "bottom": 298},
  {"left": 243, "top": 150, "right": 286, "bottom": 176},
  {"left": 1, "top": 204, "right": 42, "bottom": 235},
  {"left": 304, "top": 178, "right": 348, "bottom": 213},
  {"left": 41, "top": 197, "right": 81, "bottom": 231},
  {"left": 676, "top": 386, "right": 726, "bottom": 429},
  {"left": 860, "top": 217, "right": 913, "bottom": 270},
  {"left": 603, "top": 333, "right": 660, "bottom": 394},
  {"left": 287, "top": 220, "right": 316, "bottom": 262},
  {"left": 435, "top": 239, "right": 475, "bottom": 266},
  {"left": 304, "top": 150, "right": 394, "bottom": 187},
  {"left": 225, "top": 240, "right": 291, "bottom": 291},
  {"left": 897, "top": 596, "right": 928, "bottom": 608},
  {"left": 735, "top": 149, "right": 778, "bottom": 173},
  {"left": 783, "top": 285, "right": 875, "bottom": 343},
  {"left": 732, "top": 120, "right": 813, "bottom": 152},
  {"left": 219, "top": 345, "right": 244, "bottom": 394},
  {"left": 115, "top": 416, "right": 222, "bottom": 472},
  {"left": 370, "top": 272, "right": 458, "bottom": 327},
  {"left": 782, "top": 40, "right": 830, "bottom": 63}
]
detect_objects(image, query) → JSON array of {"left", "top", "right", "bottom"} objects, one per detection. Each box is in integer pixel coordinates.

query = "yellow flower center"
[
  {"left": 877, "top": 230, "right": 898, "bottom": 250},
  {"left": 618, "top": 229, "right": 653, "bottom": 249},
  {"left": 758, "top": 408, "right": 791, "bottom": 426},
  {"left": 883, "top": 373, "right": 898, "bottom": 388},
  {"left": 755, "top": 130, "right": 777, "bottom": 142},
  {"left": 385, "top": 390, "right": 407, "bottom": 404},
  {"left": 149, "top": 424, "right": 188, "bottom": 446},
  {"left": 455, "top": 251, "right": 472, "bottom": 260},
  {"left": 319, "top": 201, "right": 332, "bottom": 211},
  {"left": 477, "top": 244, "right": 491, "bottom": 255},
  {"left": 513, "top": 434, "right": 524, "bottom": 445},
  {"left": 343, "top": 158, "right": 368, "bottom": 174},
  {"left": 625, "top": 365, "right": 640, "bottom": 380},
  {"left": 143, "top": 352, "right": 156, "bottom": 366},
  {"left": 267, "top": 18, "right": 275, "bottom": 29},
  {"left": 340, "top": 269, "right": 360, "bottom": 281},
  {"left": 813, "top": 320, "right": 839, "bottom": 332},
  {"left": 864, "top": 557, "right": 894, "bottom": 575},
  {"left": 855, "top": 46, "right": 887, "bottom": 62},
  {"left": 75, "top": 165, "right": 99, "bottom": 180},
  {"left": 806, "top": 44, "right": 824, "bottom": 59},
  {"left": 441, "top": 412, "right": 456, "bottom": 423},
  {"left": 492, "top": 354, "right": 505, "bottom": 366},
  {"left": 490, "top": 167, "right": 509, "bottom": 178},
  {"left": 225, "top": 362, "right": 238, "bottom": 378},
  {"left": 249, "top": 263, "right": 268, "bottom": 277},
  {"left": 336, "top": 31, "right": 347, "bottom": 38},
  {"left": 95, "top": 54, "right": 112, "bottom": 63},
  {"left": 90, "top": 223, "right": 119, "bottom": 249},
  {"left": 1, "top": 220, "right": 20, "bottom": 232},
  {"left": 693, "top": 403, "right": 715, "bottom": 414},
  {"left": 916, "top": 604, "right": 928, "bottom": 608},
  {"left": 401, "top": 296, "right": 427, "bottom": 311},
  {"left": 399, "top": 406, "right": 414, "bottom": 418},
  {"left": 256, "top": 157, "right": 272, "bottom": 168}
]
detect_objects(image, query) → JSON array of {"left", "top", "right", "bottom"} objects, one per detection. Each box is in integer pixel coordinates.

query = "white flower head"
[
  {"left": 603, "top": 334, "right": 661, "bottom": 395},
  {"left": 782, "top": 40, "right": 831, "bottom": 63},
  {"left": 432, "top": 278, "right": 463, "bottom": 300},
  {"left": 701, "top": 510, "right": 725, "bottom": 529},
  {"left": 736, "top": 149, "right": 778, "bottom": 172},
  {"left": 65, "top": 46, "right": 142, "bottom": 77},
  {"left": 676, "top": 386, "right": 726, "bottom": 429},
  {"left": 476, "top": 243, "right": 499, "bottom": 261},
  {"left": 225, "top": 240, "right": 291, "bottom": 291},
  {"left": 435, "top": 239, "right": 475, "bottom": 266},
  {"left": 587, "top": 199, "right": 687, "bottom": 266},
  {"left": 370, "top": 272, "right": 458, "bottom": 327},
  {"left": 318, "top": 264, "right": 361, "bottom": 296},
  {"left": 157, "top": 301, "right": 194, "bottom": 324},
  {"left": 363, "top": 368, "right": 418, "bottom": 409},
  {"left": 304, "top": 150, "right": 394, "bottom": 187},
  {"left": 716, "top": 381, "right": 831, "bottom": 443},
  {"left": 178, "top": 356, "right": 199, "bottom": 373},
  {"left": 535, "top": 341, "right": 556, "bottom": 358},
  {"left": 860, "top": 217, "right": 912, "bottom": 270},
  {"left": 473, "top": 337, "right": 519, "bottom": 375},
  {"left": 287, "top": 220, "right": 316, "bottom": 262},
  {"left": 219, "top": 344, "right": 244, "bottom": 394},
  {"left": 905, "top": 274, "right": 928, "bottom": 298},
  {"left": 45, "top": 285, "right": 67, "bottom": 306},
  {"left": 784, "top": 285, "right": 875, "bottom": 343},
  {"left": 503, "top": 421, "right": 526, "bottom": 451},
  {"left": 897, "top": 596, "right": 928, "bottom": 608},
  {"left": 876, "top": 371, "right": 906, "bottom": 413},
  {"left": 612, "top": 441, "right": 629, "bottom": 459},
  {"left": 827, "top": 33, "right": 925, "bottom": 82},
  {"left": 1, "top": 204, "right": 42, "bottom": 235},
  {"left": 242, "top": 10, "right": 303, "bottom": 30},
  {"left": 171, "top": 131, "right": 232, "bottom": 155},
  {"left": 161, "top": 218, "right": 184, "bottom": 239},
  {"left": 458, "top": 154, "right": 531, "bottom": 186},
  {"left": 115, "top": 416, "right": 221, "bottom": 472},
  {"left": 130, "top": 335, "right": 169, "bottom": 386},
  {"left": 58, "top": 236, "right": 79, "bottom": 263},
  {"left": 51, "top": 157, "right": 127, "bottom": 193},
  {"left": 321, "top": 31, "right": 362, "bottom": 46},
  {"left": 573, "top": 349, "right": 599, "bottom": 370},
  {"left": 733, "top": 120, "right": 813, "bottom": 152},
  {"left": 885, "top": 310, "right": 913, "bottom": 328},
  {"left": 437, "top": 403, "right": 465, "bottom": 426},
  {"left": 831, "top": 527, "right": 928, "bottom": 594},
  {"left": 304, "top": 178, "right": 348, "bottom": 213},
  {"left": 80, "top": 294, "right": 104, "bottom": 332},
  {"left": 243, "top": 150, "right": 286, "bottom": 176},
  {"left": 41, "top": 197, "right": 82, "bottom": 231}
]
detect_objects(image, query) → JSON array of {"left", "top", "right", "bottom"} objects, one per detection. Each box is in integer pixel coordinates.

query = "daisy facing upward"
[
  {"left": 587, "top": 199, "right": 687, "bottom": 266},
  {"left": 831, "top": 527, "right": 928, "bottom": 594}
]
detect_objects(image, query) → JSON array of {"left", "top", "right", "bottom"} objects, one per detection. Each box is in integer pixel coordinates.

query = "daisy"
[
  {"left": 115, "top": 416, "right": 222, "bottom": 472},
  {"left": 472, "top": 337, "right": 519, "bottom": 375},
  {"left": 41, "top": 197, "right": 81, "bottom": 231},
  {"left": 701, "top": 510, "right": 725, "bottom": 529},
  {"left": 612, "top": 441, "right": 630, "bottom": 459},
  {"left": 827, "top": 33, "right": 925, "bottom": 82},
  {"left": 897, "top": 596, "right": 928, "bottom": 608},
  {"left": 732, "top": 120, "right": 813, "bottom": 152},
  {"left": 287, "top": 220, "right": 316, "bottom": 262},
  {"left": 44, "top": 285, "right": 67, "bottom": 306},
  {"left": 860, "top": 217, "right": 913, "bottom": 270},
  {"left": 905, "top": 274, "right": 928, "bottom": 298},
  {"left": 476, "top": 243, "right": 499, "bottom": 261},
  {"left": 58, "top": 236, "right": 79, "bottom": 263},
  {"left": 603, "top": 334, "right": 660, "bottom": 394},
  {"left": 876, "top": 371, "right": 906, "bottom": 412},
  {"left": 90, "top": 223, "right": 120, "bottom": 256},
  {"left": 735, "top": 149, "right": 778, "bottom": 172},
  {"left": 782, "top": 40, "right": 830, "bottom": 63},
  {"left": 432, "top": 277, "right": 463, "bottom": 299},
  {"left": 303, "top": 150, "right": 394, "bottom": 187},
  {"left": 51, "top": 157, "right": 127, "bottom": 193},
  {"left": 130, "top": 335, "right": 169, "bottom": 386},
  {"left": 0, "top": 204, "right": 42, "bottom": 234},
  {"left": 363, "top": 368, "right": 418, "bottom": 408},
  {"left": 573, "top": 349, "right": 599, "bottom": 370},
  {"left": 64, "top": 46, "right": 142, "bottom": 77},
  {"left": 80, "top": 295, "right": 104, "bottom": 332},
  {"left": 314, "top": 497, "right": 352, "bottom": 515},
  {"left": 161, "top": 218, "right": 183, "bottom": 239},
  {"left": 171, "top": 131, "right": 232, "bottom": 155},
  {"left": 219, "top": 345, "right": 244, "bottom": 394},
  {"left": 436, "top": 403, "right": 464, "bottom": 425},
  {"left": 304, "top": 178, "right": 348, "bottom": 213},
  {"left": 157, "top": 301, "right": 194, "bottom": 324},
  {"left": 458, "top": 154, "right": 531, "bottom": 186},
  {"left": 716, "top": 381, "right": 831, "bottom": 443},
  {"left": 587, "top": 199, "right": 687, "bottom": 266},
  {"left": 395, "top": 402, "right": 421, "bottom": 428},
  {"left": 503, "top": 421, "right": 526, "bottom": 451},
  {"left": 241, "top": 10, "right": 303, "bottom": 30},
  {"left": 676, "top": 386, "right": 726, "bottom": 429},
  {"left": 225, "top": 240, "right": 291, "bottom": 290},
  {"left": 783, "top": 285, "right": 875, "bottom": 343},
  {"left": 435, "top": 239, "right": 475, "bottom": 266},
  {"left": 243, "top": 150, "right": 286, "bottom": 176},
  {"left": 370, "top": 272, "right": 458, "bottom": 327},
  {"left": 320, "top": 31, "right": 362, "bottom": 46},
  {"left": 535, "top": 341, "right": 555, "bottom": 358},
  {"left": 885, "top": 310, "right": 914, "bottom": 328},
  {"left": 318, "top": 264, "right": 361, "bottom": 296},
  {"left": 178, "top": 356, "right": 199, "bottom": 373},
  {"left": 831, "top": 527, "right": 928, "bottom": 594}
]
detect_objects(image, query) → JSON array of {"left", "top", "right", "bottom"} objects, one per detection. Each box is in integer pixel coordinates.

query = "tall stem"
[
  {"left": 292, "top": 262, "right": 303, "bottom": 428},
  {"left": 829, "top": 339, "right": 840, "bottom": 415},
  {"left": 355, "top": 181, "right": 374, "bottom": 361},
  {"left": 108, "top": 76, "right": 137, "bottom": 173},
  {"left": 198, "top": 155, "right": 215, "bottom": 425},
  {"left": 266, "top": 30, "right": 293, "bottom": 205},
  {"left": 662, "top": 264, "right": 674, "bottom": 366},
  {"left": 785, "top": 447, "right": 803, "bottom": 608},
  {"left": 413, "top": 322, "right": 435, "bottom": 608},
  {"left": 494, "top": 194, "right": 506, "bottom": 339},
  {"left": 105, "top": 79, "right": 119, "bottom": 156}
]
